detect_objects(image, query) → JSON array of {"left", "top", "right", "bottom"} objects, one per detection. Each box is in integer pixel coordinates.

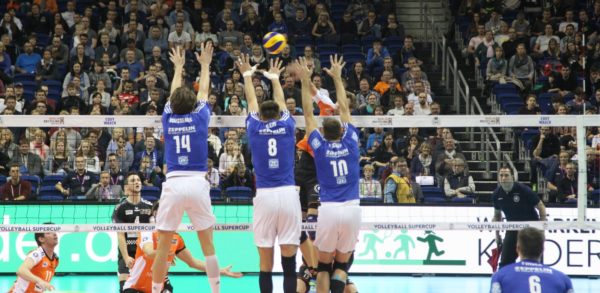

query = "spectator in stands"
[
  {"left": 414, "top": 93, "right": 432, "bottom": 115},
  {"left": 63, "top": 63, "right": 90, "bottom": 96},
  {"left": 44, "top": 136, "right": 72, "bottom": 176},
  {"left": 76, "top": 138, "right": 100, "bottom": 174},
  {"left": 534, "top": 24, "right": 559, "bottom": 58},
  {"left": 484, "top": 10, "right": 506, "bottom": 34},
  {"left": 85, "top": 170, "right": 123, "bottom": 201},
  {"left": 1, "top": 163, "right": 32, "bottom": 201},
  {"left": 475, "top": 30, "right": 498, "bottom": 73},
  {"left": 47, "top": 35, "right": 68, "bottom": 65},
  {"left": 586, "top": 147, "right": 600, "bottom": 192},
  {"left": 486, "top": 47, "right": 507, "bottom": 81},
  {"left": 137, "top": 155, "right": 164, "bottom": 188},
  {"left": 29, "top": 129, "right": 49, "bottom": 161},
  {"left": 366, "top": 39, "right": 390, "bottom": 75},
  {"left": 501, "top": 28, "right": 520, "bottom": 61},
  {"left": 249, "top": 45, "right": 268, "bottom": 70},
  {"left": 566, "top": 87, "right": 592, "bottom": 114},
  {"left": 167, "top": 21, "right": 191, "bottom": 50},
  {"left": 206, "top": 158, "right": 220, "bottom": 189},
  {"left": 357, "top": 92, "right": 379, "bottom": 115},
  {"left": 222, "top": 162, "right": 254, "bottom": 191},
  {"left": 411, "top": 142, "right": 435, "bottom": 180},
  {"left": 435, "top": 138, "right": 467, "bottom": 181},
  {"left": 384, "top": 158, "right": 420, "bottom": 203},
  {"left": 374, "top": 70, "right": 398, "bottom": 95},
  {"left": 556, "top": 162, "right": 579, "bottom": 203},
  {"left": 558, "top": 10, "right": 578, "bottom": 33},
  {"left": 407, "top": 81, "right": 433, "bottom": 105},
  {"left": 0, "top": 41, "right": 11, "bottom": 76},
  {"left": 547, "top": 65, "right": 577, "bottom": 98},
  {"left": 25, "top": 4, "right": 52, "bottom": 35},
  {"left": 219, "top": 139, "right": 244, "bottom": 177},
  {"left": 380, "top": 78, "right": 403, "bottom": 109},
  {"left": 311, "top": 11, "right": 337, "bottom": 44},
  {"left": 372, "top": 132, "right": 400, "bottom": 169},
  {"left": 2, "top": 96, "right": 21, "bottom": 115},
  {"left": 546, "top": 150, "right": 571, "bottom": 202},
  {"left": 354, "top": 78, "right": 379, "bottom": 106},
  {"left": 12, "top": 137, "right": 44, "bottom": 177},
  {"left": 559, "top": 24, "right": 576, "bottom": 53},
  {"left": 57, "top": 82, "right": 86, "bottom": 113},
  {"left": 55, "top": 155, "right": 97, "bottom": 199},
  {"left": 466, "top": 25, "right": 485, "bottom": 60},
  {"left": 383, "top": 13, "right": 404, "bottom": 39},
  {"left": 531, "top": 126, "right": 561, "bottom": 185},
  {"left": 508, "top": 43, "right": 535, "bottom": 90},
  {"left": 346, "top": 62, "right": 371, "bottom": 94},
  {"left": 95, "top": 32, "right": 119, "bottom": 64},
  {"left": 15, "top": 41, "right": 41, "bottom": 74},
  {"left": 133, "top": 136, "right": 163, "bottom": 171},
  {"left": 0, "top": 128, "right": 18, "bottom": 159},
  {"left": 268, "top": 12, "right": 288, "bottom": 35},
  {"left": 358, "top": 10, "right": 381, "bottom": 39},
  {"left": 359, "top": 164, "right": 382, "bottom": 200},
  {"left": 195, "top": 22, "right": 218, "bottom": 50},
  {"left": 374, "top": 57, "right": 403, "bottom": 83},
  {"left": 518, "top": 94, "right": 542, "bottom": 115},
  {"left": 511, "top": 11, "right": 530, "bottom": 38},
  {"left": 403, "top": 66, "right": 430, "bottom": 94},
  {"left": 339, "top": 10, "right": 358, "bottom": 44},
  {"left": 302, "top": 45, "right": 321, "bottom": 74},
  {"left": 578, "top": 10, "right": 597, "bottom": 40},
  {"left": 35, "top": 49, "right": 59, "bottom": 82},
  {"left": 443, "top": 158, "right": 475, "bottom": 199},
  {"left": 387, "top": 95, "right": 405, "bottom": 116},
  {"left": 218, "top": 20, "right": 243, "bottom": 50}
]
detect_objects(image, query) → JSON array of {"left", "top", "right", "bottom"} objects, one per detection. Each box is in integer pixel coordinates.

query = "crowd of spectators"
[{"left": 455, "top": 0, "right": 600, "bottom": 203}]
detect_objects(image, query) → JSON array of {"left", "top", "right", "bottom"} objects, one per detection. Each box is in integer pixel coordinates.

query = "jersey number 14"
[{"left": 173, "top": 135, "right": 191, "bottom": 153}]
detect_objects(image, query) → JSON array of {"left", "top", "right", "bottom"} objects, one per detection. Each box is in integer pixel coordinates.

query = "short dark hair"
[
  {"left": 35, "top": 222, "right": 55, "bottom": 246},
  {"left": 517, "top": 227, "right": 545, "bottom": 259},
  {"left": 126, "top": 171, "right": 141, "bottom": 183},
  {"left": 169, "top": 87, "right": 197, "bottom": 114},
  {"left": 259, "top": 100, "right": 279, "bottom": 120},
  {"left": 322, "top": 118, "right": 342, "bottom": 141}
]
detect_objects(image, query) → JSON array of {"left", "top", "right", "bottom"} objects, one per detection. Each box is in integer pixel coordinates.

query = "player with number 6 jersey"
[
  {"left": 151, "top": 44, "right": 221, "bottom": 293},
  {"left": 237, "top": 54, "right": 301, "bottom": 293}
]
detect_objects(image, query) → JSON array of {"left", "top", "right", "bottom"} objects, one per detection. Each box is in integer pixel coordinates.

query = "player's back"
[
  {"left": 10, "top": 247, "right": 58, "bottom": 293},
  {"left": 491, "top": 260, "right": 574, "bottom": 293},
  {"left": 308, "top": 123, "right": 360, "bottom": 203},
  {"left": 162, "top": 101, "right": 210, "bottom": 174},
  {"left": 247, "top": 111, "right": 296, "bottom": 188}
]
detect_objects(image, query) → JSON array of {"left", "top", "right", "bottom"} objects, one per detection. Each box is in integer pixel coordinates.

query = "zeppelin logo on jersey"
[
  {"left": 125, "top": 210, "right": 133, "bottom": 215},
  {"left": 326, "top": 149, "right": 349, "bottom": 158},
  {"left": 268, "top": 159, "right": 279, "bottom": 169},
  {"left": 310, "top": 138, "right": 321, "bottom": 149},
  {"left": 168, "top": 126, "right": 196, "bottom": 134},
  {"left": 513, "top": 195, "right": 520, "bottom": 203},
  {"left": 259, "top": 127, "right": 286, "bottom": 135},
  {"left": 178, "top": 156, "right": 189, "bottom": 165}
]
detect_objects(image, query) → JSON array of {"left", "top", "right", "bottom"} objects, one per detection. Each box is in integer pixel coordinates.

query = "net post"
[{"left": 576, "top": 116, "right": 588, "bottom": 225}]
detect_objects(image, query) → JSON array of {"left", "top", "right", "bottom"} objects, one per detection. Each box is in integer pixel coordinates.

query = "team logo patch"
[
  {"left": 513, "top": 195, "right": 520, "bottom": 203},
  {"left": 313, "top": 184, "right": 320, "bottom": 193},
  {"left": 125, "top": 210, "right": 133, "bottom": 215},
  {"left": 178, "top": 156, "right": 189, "bottom": 165},
  {"left": 268, "top": 159, "right": 279, "bottom": 169},
  {"left": 310, "top": 138, "right": 321, "bottom": 149}
]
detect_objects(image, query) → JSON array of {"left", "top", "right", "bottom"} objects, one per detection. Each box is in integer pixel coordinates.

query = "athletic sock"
[
  {"left": 151, "top": 282, "right": 164, "bottom": 293},
  {"left": 282, "top": 255, "right": 297, "bottom": 293},
  {"left": 205, "top": 255, "right": 220, "bottom": 293},
  {"left": 259, "top": 271, "right": 273, "bottom": 293},
  {"left": 330, "top": 278, "right": 346, "bottom": 293}
]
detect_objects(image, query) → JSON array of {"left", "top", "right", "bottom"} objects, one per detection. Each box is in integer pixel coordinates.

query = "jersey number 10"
[
  {"left": 330, "top": 160, "right": 348, "bottom": 177},
  {"left": 173, "top": 135, "right": 191, "bottom": 153}
]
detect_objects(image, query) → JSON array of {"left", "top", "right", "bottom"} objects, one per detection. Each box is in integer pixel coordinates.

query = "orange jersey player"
[
  {"left": 123, "top": 231, "right": 242, "bottom": 293},
  {"left": 9, "top": 227, "right": 59, "bottom": 293}
]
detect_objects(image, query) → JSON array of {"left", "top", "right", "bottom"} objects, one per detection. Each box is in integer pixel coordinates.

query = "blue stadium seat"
[
  {"left": 42, "top": 175, "right": 64, "bottom": 187},
  {"left": 20, "top": 175, "right": 40, "bottom": 194},
  {"left": 383, "top": 36, "right": 404, "bottom": 47},
  {"left": 141, "top": 186, "right": 161, "bottom": 202},
  {"left": 13, "top": 73, "right": 36, "bottom": 83},
  {"left": 521, "top": 129, "right": 540, "bottom": 151},
  {"left": 38, "top": 186, "right": 63, "bottom": 201},
  {"left": 452, "top": 196, "right": 474, "bottom": 203},
  {"left": 225, "top": 187, "right": 253, "bottom": 201},
  {"left": 590, "top": 190, "right": 600, "bottom": 205},
  {"left": 496, "top": 93, "right": 522, "bottom": 106},
  {"left": 341, "top": 44, "right": 362, "bottom": 54},
  {"left": 361, "top": 36, "right": 377, "bottom": 48},
  {"left": 0, "top": 175, "right": 5, "bottom": 183},
  {"left": 421, "top": 186, "right": 446, "bottom": 203},
  {"left": 492, "top": 83, "right": 518, "bottom": 96},
  {"left": 503, "top": 102, "right": 524, "bottom": 115},
  {"left": 210, "top": 188, "right": 223, "bottom": 201},
  {"left": 343, "top": 52, "right": 365, "bottom": 64}
]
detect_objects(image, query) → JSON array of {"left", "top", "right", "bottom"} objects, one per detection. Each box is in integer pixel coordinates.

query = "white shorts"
[
  {"left": 314, "top": 201, "right": 361, "bottom": 253},
  {"left": 155, "top": 173, "right": 216, "bottom": 231},
  {"left": 253, "top": 185, "right": 302, "bottom": 247}
]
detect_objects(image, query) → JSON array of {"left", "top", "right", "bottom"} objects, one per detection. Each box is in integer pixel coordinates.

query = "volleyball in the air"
[{"left": 262, "top": 32, "right": 287, "bottom": 55}]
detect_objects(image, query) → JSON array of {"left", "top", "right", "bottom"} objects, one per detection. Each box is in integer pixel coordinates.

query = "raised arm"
[
  {"left": 298, "top": 58, "right": 317, "bottom": 134},
  {"left": 236, "top": 54, "right": 259, "bottom": 113},
  {"left": 323, "top": 55, "right": 350, "bottom": 123},
  {"left": 263, "top": 58, "right": 286, "bottom": 111},
  {"left": 168, "top": 46, "right": 185, "bottom": 97},
  {"left": 195, "top": 41, "right": 214, "bottom": 102}
]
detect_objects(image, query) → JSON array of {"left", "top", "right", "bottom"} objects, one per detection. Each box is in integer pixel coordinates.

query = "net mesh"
[{"left": 0, "top": 115, "right": 599, "bottom": 276}]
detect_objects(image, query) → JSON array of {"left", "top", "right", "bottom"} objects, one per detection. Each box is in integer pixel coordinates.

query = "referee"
[
  {"left": 492, "top": 166, "right": 546, "bottom": 270},
  {"left": 112, "top": 172, "right": 153, "bottom": 292}
]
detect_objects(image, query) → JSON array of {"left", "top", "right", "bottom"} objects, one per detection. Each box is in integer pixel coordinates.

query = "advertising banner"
[{"left": 1, "top": 205, "right": 598, "bottom": 275}]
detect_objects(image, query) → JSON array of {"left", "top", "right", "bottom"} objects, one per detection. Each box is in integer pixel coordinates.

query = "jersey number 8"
[
  {"left": 268, "top": 138, "right": 277, "bottom": 156},
  {"left": 173, "top": 135, "right": 191, "bottom": 154}
]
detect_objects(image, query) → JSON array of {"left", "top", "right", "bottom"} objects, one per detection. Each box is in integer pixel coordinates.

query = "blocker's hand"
[{"left": 220, "top": 265, "right": 244, "bottom": 278}]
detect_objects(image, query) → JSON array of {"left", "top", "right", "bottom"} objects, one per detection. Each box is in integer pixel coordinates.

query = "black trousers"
[{"left": 499, "top": 230, "right": 518, "bottom": 269}]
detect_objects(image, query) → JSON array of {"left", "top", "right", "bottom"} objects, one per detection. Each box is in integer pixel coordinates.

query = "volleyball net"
[{"left": 0, "top": 114, "right": 599, "bottom": 275}]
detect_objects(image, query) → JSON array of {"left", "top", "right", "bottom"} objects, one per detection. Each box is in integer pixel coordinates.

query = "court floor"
[{"left": 1, "top": 275, "right": 599, "bottom": 292}]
